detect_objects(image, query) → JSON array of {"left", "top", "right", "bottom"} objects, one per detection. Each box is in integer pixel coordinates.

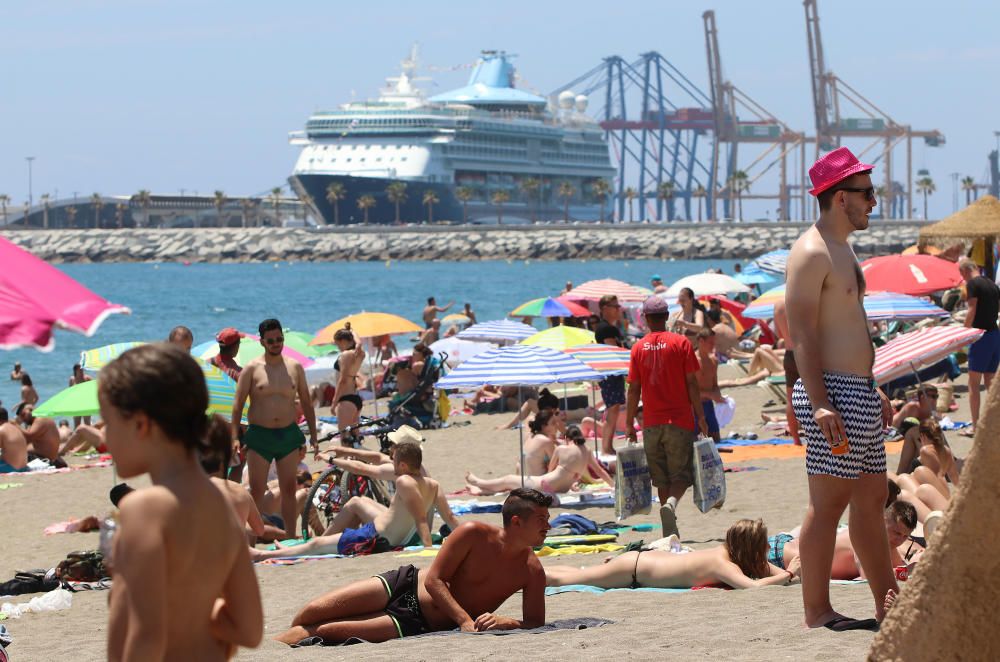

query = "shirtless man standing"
[
  {"left": 250, "top": 442, "right": 454, "bottom": 560},
  {"left": 422, "top": 296, "right": 454, "bottom": 327},
  {"left": 274, "top": 488, "right": 550, "bottom": 645},
  {"left": 0, "top": 407, "right": 29, "bottom": 473},
  {"left": 17, "top": 404, "right": 62, "bottom": 464},
  {"left": 785, "top": 147, "right": 897, "bottom": 632},
  {"left": 233, "top": 318, "right": 317, "bottom": 540},
  {"left": 696, "top": 328, "right": 725, "bottom": 444}
]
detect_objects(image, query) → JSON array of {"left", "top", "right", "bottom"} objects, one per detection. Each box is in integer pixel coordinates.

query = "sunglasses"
[
  {"left": 833, "top": 186, "right": 876, "bottom": 202},
  {"left": 264, "top": 336, "right": 284, "bottom": 345}
]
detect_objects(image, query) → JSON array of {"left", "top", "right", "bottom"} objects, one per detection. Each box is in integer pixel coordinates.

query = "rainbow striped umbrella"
[
  {"left": 521, "top": 325, "right": 596, "bottom": 351},
  {"left": 873, "top": 325, "right": 984, "bottom": 385},
  {"left": 80, "top": 341, "right": 147, "bottom": 371},
  {"left": 201, "top": 360, "right": 248, "bottom": 422},
  {"left": 741, "top": 284, "right": 786, "bottom": 319},
  {"left": 510, "top": 297, "right": 591, "bottom": 318},
  {"left": 563, "top": 343, "right": 631, "bottom": 376}
]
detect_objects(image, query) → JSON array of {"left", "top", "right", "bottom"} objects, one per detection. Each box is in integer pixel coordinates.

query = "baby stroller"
[{"left": 386, "top": 351, "right": 449, "bottom": 430}]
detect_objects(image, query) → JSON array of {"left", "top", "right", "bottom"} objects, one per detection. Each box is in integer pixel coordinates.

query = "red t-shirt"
[{"left": 628, "top": 331, "right": 699, "bottom": 430}]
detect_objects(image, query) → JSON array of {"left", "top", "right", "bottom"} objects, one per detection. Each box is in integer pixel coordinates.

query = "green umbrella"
[
  {"left": 34, "top": 380, "right": 100, "bottom": 418},
  {"left": 283, "top": 329, "right": 338, "bottom": 358}
]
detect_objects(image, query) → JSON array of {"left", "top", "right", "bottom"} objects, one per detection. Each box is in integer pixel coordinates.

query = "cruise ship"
[{"left": 288, "top": 48, "right": 616, "bottom": 225}]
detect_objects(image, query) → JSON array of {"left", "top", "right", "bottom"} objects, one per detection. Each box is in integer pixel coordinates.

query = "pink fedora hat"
[{"left": 808, "top": 147, "right": 875, "bottom": 196}]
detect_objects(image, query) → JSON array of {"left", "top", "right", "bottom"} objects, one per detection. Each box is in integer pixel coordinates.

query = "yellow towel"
[{"left": 396, "top": 543, "right": 624, "bottom": 559}]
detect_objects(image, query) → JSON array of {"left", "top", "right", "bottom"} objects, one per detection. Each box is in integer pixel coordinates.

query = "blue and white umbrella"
[
  {"left": 457, "top": 319, "right": 536, "bottom": 344},
  {"left": 736, "top": 263, "right": 782, "bottom": 287},
  {"left": 862, "top": 291, "right": 950, "bottom": 322},
  {"left": 751, "top": 249, "right": 790, "bottom": 276},
  {"left": 436, "top": 344, "right": 603, "bottom": 389}
]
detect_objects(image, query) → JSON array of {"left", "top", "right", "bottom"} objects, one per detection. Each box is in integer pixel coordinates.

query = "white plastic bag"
[
  {"left": 614, "top": 443, "right": 652, "bottom": 521},
  {"left": 0, "top": 588, "right": 73, "bottom": 619},
  {"left": 713, "top": 396, "right": 736, "bottom": 429},
  {"left": 691, "top": 438, "right": 726, "bottom": 513}
]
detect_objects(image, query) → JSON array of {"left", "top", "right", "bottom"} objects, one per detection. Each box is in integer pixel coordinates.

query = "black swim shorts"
[{"left": 374, "top": 564, "right": 430, "bottom": 638}]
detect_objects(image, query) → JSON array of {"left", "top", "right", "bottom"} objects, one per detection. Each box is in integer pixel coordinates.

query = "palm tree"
[
  {"left": 961, "top": 176, "right": 977, "bottom": 205},
  {"left": 728, "top": 170, "right": 750, "bottom": 220},
  {"left": 240, "top": 198, "right": 255, "bottom": 228},
  {"left": 0, "top": 194, "right": 9, "bottom": 227},
  {"left": 693, "top": 184, "right": 706, "bottom": 222},
  {"left": 356, "top": 194, "right": 376, "bottom": 225},
  {"left": 656, "top": 181, "right": 675, "bottom": 221},
  {"left": 519, "top": 177, "right": 540, "bottom": 223},
  {"left": 874, "top": 185, "right": 888, "bottom": 218},
  {"left": 491, "top": 189, "right": 510, "bottom": 225},
  {"left": 114, "top": 203, "right": 126, "bottom": 229},
  {"left": 589, "top": 179, "right": 612, "bottom": 223},
  {"left": 624, "top": 187, "right": 638, "bottom": 223},
  {"left": 325, "top": 182, "right": 346, "bottom": 226},
  {"left": 557, "top": 181, "right": 575, "bottom": 222},
  {"left": 916, "top": 176, "right": 936, "bottom": 220},
  {"left": 40, "top": 194, "right": 50, "bottom": 229},
  {"left": 66, "top": 206, "right": 78, "bottom": 229},
  {"left": 212, "top": 190, "right": 227, "bottom": 227},
  {"left": 268, "top": 187, "right": 282, "bottom": 227},
  {"left": 133, "top": 190, "right": 152, "bottom": 227},
  {"left": 91, "top": 193, "right": 104, "bottom": 228},
  {"left": 422, "top": 190, "right": 439, "bottom": 224},
  {"left": 455, "top": 186, "right": 474, "bottom": 224},
  {"left": 300, "top": 193, "right": 315, "bottom": 226},
  {"left": 386, "top": 182, "right": 407, "bottom": 224}
]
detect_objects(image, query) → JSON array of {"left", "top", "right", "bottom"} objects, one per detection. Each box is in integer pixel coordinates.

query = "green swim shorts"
[{"left": 244, "top": 423, "right": 305, "bottom": 463}]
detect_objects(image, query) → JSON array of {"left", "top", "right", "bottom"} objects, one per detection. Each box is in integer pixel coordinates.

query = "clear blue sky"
[{"left": 2, "top": 0, "right": 997, "bottom": 220}]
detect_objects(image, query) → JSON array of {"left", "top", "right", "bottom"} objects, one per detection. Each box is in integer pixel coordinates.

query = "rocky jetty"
[{"left": 3, "top": 221, "right": 927, "bottom": 263}]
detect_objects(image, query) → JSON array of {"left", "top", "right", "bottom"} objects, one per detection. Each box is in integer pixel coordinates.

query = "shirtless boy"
[
  {"left": 0, "top": 407, "right": 29, "bottom": 473},
  {"left": 250, "top": 441, "right": 456, "bottom": 560},
  {"left": 696, "top": 328, "right": 725, "bottom": 443},
  {"left": 233, "top": 318, "right": 318, "bottom": 539},
  {"left": 786, "top": 147, "right": 898, "bottom": 631},
  {"left": 274, "top": 488, "right": 550, "bottom": 645}
]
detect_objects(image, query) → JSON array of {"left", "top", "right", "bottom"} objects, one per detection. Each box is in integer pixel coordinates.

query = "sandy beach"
[{"left": 0, "top": 362, "right": 974, "bottom": 661}]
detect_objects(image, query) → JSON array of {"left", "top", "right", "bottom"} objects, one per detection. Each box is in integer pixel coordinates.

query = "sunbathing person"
[
  {"left": 274, "top": 488, "right": 550, "bottom": 645},
  {"left": 249, "top": 441, "right": 453, "bottom": 560},
  {"left": 768, "top": 501, "right": 918, "bottom": 580},
  {"left": 718, "top": 345, "right": 785, "bottom": 388},
  {"left": 466, "top": 424, "right": 614, "bottom": 496},
  {"left": 891, "top": 384, "right": 938, "bottom": 429},
  {"left": 59, "top": 421, "right": 106, "bottom": 456},
  {"left": 546, "top": 519, "right": 800, "bottom": 590},
  {"left": 496, "top": 385, "right": 544, "bottom": 430}
]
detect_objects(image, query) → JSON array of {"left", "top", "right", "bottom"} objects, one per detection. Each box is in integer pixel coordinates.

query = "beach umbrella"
[
  {"left": 80, "top": 341, "right": 147, "bottom": 371},
  {"left": 311, "top": 311, "right": 422, "bottom": 344},
  {"left": 563, "top": 344, "right": 631, "bottom": 376},
  {"left": 735, "top": 267, "right": 780, "bottom": 287},
  {"left": 859, "top": 255, "right": 962, "bottom": 296},
  {"left": 201, "top": 361, "right": 248, "bottom": 421},
  {"left": 741, "top": 284, "right": 786, "bottom": 320},
  {"left": 458, "top": 319, "right": 536, "bottom": 344},
  {"left": 509, "top": 297, "right": 591, "bottom": 318},
  {"left": 441, "top": 313, "right": 471, "bottom": 326},
  {"left": 750, "top": 249, "right": 790, "bottom": 276},
  {"left": 565, "top": 279, "right": 650, "bottom": 303},
  {"left": 863, "top": 292, "right": 950, "bottom": 322},
  {"left": 283, "top": 329, "right": 337, "bottom": 358},
  {"left": 664, "top": 273, "right": 751, "bottom": 298},
  {"left": 0, "top": 236, "right": 130, "bottom": 350},
  {"left": 873, "top": 326, "right": 984, "bottom": 385},
  {"left": 34, "top": 380, "right": 100, "bottom": 418},
  {"left": 429, "top": 336, "right": 495, "bottom": 367},
  {"left": 192, "top": 336, "right": 315, "bottom": 368},
  {"left": 521, "top": 325, "right": 596, "bottom": 351}
]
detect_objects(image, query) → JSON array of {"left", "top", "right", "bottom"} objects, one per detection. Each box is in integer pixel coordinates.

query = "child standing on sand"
[{"left": 100, "top": 344, "right": 263, "bottom": 661}]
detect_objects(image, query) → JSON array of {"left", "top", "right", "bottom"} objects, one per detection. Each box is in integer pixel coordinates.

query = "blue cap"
[{"left": 651, "top": 274, "right": 662, "bottom": 281}]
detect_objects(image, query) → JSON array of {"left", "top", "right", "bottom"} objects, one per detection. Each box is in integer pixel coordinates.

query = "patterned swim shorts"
[{"left": 791, "top": 372, "right": 886, "bottom": 479}]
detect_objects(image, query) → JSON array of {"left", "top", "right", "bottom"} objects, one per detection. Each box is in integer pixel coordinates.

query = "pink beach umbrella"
[
  {"left": 0, "top": 236, "right": 130, "bottom": 350},
  {"left": 564, "top": 279, "right": 650, "bottom": 303},
  {"left": 873, "top": 325, "right": 984, "bottom": 385}
]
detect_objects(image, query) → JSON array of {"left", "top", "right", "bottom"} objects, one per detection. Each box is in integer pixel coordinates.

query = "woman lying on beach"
[
  {"left": 890, "top": 419, "right": 958, "bottom": 523},
  {"left": 466, "top": 424, "right": 614, "bottom": 496},
  {"left": 100, "top": 344, "right": 262, "bottom": 660},
  {"left": 546, "top": 519, "right": 800, "bottom": 590}
]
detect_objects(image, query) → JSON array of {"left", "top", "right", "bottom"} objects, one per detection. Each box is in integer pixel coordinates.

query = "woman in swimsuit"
[
  {"left": 891, "top": 419, "right": 959, "bottom": 522},
  {"left": 518, "top": 410, "right": 558, "bottom": 477},
  {"left": 546, "top": 519, "right": 799, "bottom": 590},
  {"left": 670, "top": 287, "right": 706, "bottom": 338},
  {"left": 333, "top": 328, "right": 365, "bottom": 437},
  {"left": 465, "top": 424, "right": 614, "bottom": 496}
]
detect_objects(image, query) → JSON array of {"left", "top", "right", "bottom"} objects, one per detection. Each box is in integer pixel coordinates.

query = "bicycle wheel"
[{"left": 301, "top": 467, "right": 345, "bottom": 541}]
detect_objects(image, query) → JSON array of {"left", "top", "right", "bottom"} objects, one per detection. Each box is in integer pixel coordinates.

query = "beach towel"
[
  {"left": 548, "top": 514, "right": 617, "bottom": 537},
  {"left": 723, "top": 440, "right": 904, "bottom": 464},
  {"left": 717, "top": 437, "right": 795, "bottom": 448},
  {"left": 0, "top": 484, "right": 23, "bottom": 490},
  {"left": 547, "top": 579, "right": 870, "bottom": 596},
  {"left": 255, "top": 554, "right": 346, "bottom": 566},
  {"left": 397, "top": 542, "right": 623, "bottom": 559},
  {"left": 290, "top": 617, "right": 614, "bottom": 647}
]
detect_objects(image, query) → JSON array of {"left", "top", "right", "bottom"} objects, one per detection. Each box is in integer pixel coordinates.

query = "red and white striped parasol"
[
  {"left": 873, "top": 325, "right": 984, "bottom": 385},
  {"left": 564, "top": 279, "right": 650, "bottom": 303}
]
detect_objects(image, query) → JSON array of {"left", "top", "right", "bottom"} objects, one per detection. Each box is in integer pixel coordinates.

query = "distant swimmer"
[{"left": 422, "top": 296, "right": 454, "bottom": 327}]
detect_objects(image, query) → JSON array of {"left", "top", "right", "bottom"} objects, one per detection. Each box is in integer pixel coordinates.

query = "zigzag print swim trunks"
[{"left": 791, "top": 372, "right": 886, "bottom": 479}]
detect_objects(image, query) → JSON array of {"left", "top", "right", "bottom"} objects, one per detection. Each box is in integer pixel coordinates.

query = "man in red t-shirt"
[
  {"left": 211, "top": 327, "right": 244, "bottom": 381},
  {"left": 626, "top": 296, "right": 706, "bottom": 538}
]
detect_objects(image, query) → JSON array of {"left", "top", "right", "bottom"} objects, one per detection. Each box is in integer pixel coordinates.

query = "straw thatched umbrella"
[{"left": 920, "top": 195, "right": 1000, "bottom": 277}]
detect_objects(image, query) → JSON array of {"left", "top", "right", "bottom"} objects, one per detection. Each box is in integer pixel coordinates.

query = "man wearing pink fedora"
[{"left": 785, "top": 147, "right": 899, "bottom": 632}]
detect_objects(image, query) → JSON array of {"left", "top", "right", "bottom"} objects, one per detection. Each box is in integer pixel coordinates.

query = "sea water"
[{"left": 4, "top": 258, "right": 733, "bottom": 407}]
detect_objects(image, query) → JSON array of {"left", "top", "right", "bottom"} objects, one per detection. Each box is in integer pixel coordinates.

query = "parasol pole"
[
  {"left": 518, "top": 385, "right": 525, "bottom": 487},
  {"left": 366, "top": 339, "right": 379, "bottom": 419}
]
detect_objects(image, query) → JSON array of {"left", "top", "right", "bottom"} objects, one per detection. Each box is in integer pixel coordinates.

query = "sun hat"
[
  {"left": 642, "top": 295, "right": 669, "bottom": 316},
  {"left": 216, "top": 327, "right": 243, "bottom": 346},
  {"left": 388, "top": 424, "right": 425, "bottom": 445},
  {"left": 808, "top": 147, "right": 875, "bottom": 196}
]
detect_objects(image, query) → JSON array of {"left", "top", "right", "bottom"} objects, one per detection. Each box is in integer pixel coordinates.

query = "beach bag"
[
  {"left": 614, "top": 443, "right": 652, "bottom": 521},
  {"left": 691, "top": 438, "right": 726, "bottom": 513},
  {"left": 55, "top": 551, "right": 108, "bottom": 582}
]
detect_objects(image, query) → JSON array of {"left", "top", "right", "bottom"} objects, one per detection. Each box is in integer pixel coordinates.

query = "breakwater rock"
[{"left": 3, "top": 221, "right": 928, "bottom": 263}]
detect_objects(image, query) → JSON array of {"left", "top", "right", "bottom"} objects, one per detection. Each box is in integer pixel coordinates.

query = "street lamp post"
[{"left": 25, "top": 156, "right": 35, "bottom": 209}]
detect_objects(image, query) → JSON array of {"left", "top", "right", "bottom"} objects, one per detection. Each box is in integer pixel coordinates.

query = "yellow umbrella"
[
  {"left": 442, "top": 313, "right": 471, "bottom": 325},
  {"left": 520, "top": 325, "right": 596, "bottom": 351},
  {"left": 311, "top": 312, "right": 422, "bottom": 344}
]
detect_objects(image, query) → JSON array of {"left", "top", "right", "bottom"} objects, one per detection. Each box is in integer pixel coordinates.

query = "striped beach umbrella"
[
  {"left": 563, "top": 344, "right": 631, "bottom": 376},
  {"left": 863, "top": 292, "right": 950, "bottom": 321},
  {"left": 750, "top": 249, "right": 790, "bottom": 276},
  {"left": 873, "top": 325, "right": 984, "bottom": 385},
  {"left": 510, "top": 297, "right": 591, "bottom": 318},
  {"left": 742, "top": 284, "right": 786, "bottom": 319},
  {"left": 81, "top": 341, "right": 147, "bottom": 371},
  {"left": 429, "top": 336, "right": 495, "bottom": 367},
  {"left": 435, "top": 344, "right": 603, "bottom": 389},
  {"left": 565, "top": 279, "right": 650, "bottom": 303},
  {"left": 457, "top": 319, "right": 536, "bottom": 344},
  {"left": 202, "top": 361, "right": 248, "bottom": 422},
  {"left": 521, "top": 326, "right": 596, "bottom": 351},
  {"left": 735, "top": 265, "right": 781, "bottom": 287}
]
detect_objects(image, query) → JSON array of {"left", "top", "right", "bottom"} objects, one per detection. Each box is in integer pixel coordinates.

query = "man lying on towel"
[
  {"left": 250, "top": 442, "right": 456, "bottom": 560},
  {"left": 274, "top": 488, "right": 552, "bottom": 645}
]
